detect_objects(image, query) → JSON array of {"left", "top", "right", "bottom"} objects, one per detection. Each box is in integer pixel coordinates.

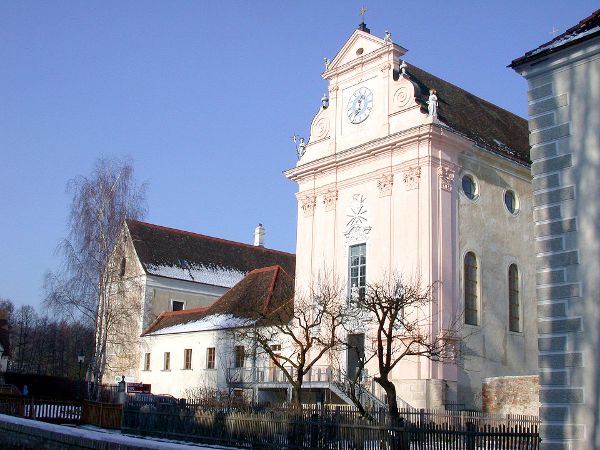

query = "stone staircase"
[{"left": 228, "top": 365, "right": 413, "bottom": 411}]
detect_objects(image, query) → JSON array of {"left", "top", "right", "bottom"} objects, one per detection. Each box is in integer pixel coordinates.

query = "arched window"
[
  {"left": 508, "top": 264, "right": 520, "bottom": 332},
  {"left": 464, "top": 252, "right": 478, "bottom": 325}
]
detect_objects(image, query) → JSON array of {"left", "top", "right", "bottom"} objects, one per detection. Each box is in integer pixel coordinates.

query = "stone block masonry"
[
  {"left": 482, "top": 375, "right": 540, "bottom": 416},
  {"left": 527, "top": 74, "right": 585, "bottom": 450}
]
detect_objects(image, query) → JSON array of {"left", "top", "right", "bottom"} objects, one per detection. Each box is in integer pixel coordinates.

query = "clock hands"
[{"left": 347, "top": 88, "right": 373, "bottom": 123}]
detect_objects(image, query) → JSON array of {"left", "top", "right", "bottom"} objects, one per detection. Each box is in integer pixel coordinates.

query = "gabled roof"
[
  {"left": 126, "top": 220, "right": 296, "bottom": 287},
  {"left": 402, "top": 63, "right": 530, "bottom": 164},
  {"left": 143, "top": 265, "right": 294, "bottom": 336},
  {"left": 510, "top": 9, "right": 600, "bottom": 68}
]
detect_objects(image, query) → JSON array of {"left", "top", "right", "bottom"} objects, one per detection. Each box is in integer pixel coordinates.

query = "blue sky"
[{"left": 0, "top": 1, "right": 596, "bottom": 309}]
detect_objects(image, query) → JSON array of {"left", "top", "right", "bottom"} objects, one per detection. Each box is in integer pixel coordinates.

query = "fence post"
[
  {"left": 419, "top": 408, "right": 425, "bottom": 426},
  {"left": 465, "top": 421, "right": 476, "bottom": 450},
  {"left": 310, "top": 413, "right": 320, "bottom": 448}
]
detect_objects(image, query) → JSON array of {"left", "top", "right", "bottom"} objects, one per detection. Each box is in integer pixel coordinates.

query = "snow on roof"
[
  {"left": 526, "top": 25, "right": 599, "bottom": 59},
  {"left": 146, "top": 314, "right": 255, "bottom": 336},
  {"left": 510, "top": 9, "right": 600, "bottom": 67},
  {"left": 146, "top": 263, "right": 245, "bottom": 288}
]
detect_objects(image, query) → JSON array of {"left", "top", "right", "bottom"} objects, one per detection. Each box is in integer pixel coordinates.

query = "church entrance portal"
[{"left": 347, "top": 333, "right": 365, "bottom": 380}]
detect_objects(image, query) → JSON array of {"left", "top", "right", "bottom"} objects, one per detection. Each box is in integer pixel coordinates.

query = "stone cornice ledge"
[{"left": 285, "top": 125, "right": 443, "bottom": 182}]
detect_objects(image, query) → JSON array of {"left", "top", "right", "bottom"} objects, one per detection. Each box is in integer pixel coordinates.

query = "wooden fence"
[
  {"left": 0, "top": 393, "right": 122, "bottom": 428},
  {"left": 81, "top": 400, "right": 123, "bottom": 428},
  {"left": 122, "top": 407, "right": 540, "bottom": 449}
]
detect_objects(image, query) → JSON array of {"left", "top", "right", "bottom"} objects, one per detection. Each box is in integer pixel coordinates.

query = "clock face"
[{"left": 347, "top": 87, "right": 373, "bottom": 124}]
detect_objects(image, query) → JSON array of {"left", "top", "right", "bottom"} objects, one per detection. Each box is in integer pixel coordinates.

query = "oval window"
[
  {"left": 462, "top": 175, "right": 477, "bottom": 200},
  {"left": 504, "top": 190, "right": 518, "bottom": 214}
]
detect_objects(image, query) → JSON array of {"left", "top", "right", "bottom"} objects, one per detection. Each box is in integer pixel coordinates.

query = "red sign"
[{"left": 127, "top": 383, "right": 151, "bottom": 394}]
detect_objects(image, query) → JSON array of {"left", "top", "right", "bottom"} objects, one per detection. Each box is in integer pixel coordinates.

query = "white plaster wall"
[
  {"left": 140, "top": 330, "right": 227, "bottom": 398},
  {"left": 457, "top": 150, "right": 537, "bottom": 409},
  {"left": 145, "top": 276, "right": 227, "bottom": 326}
]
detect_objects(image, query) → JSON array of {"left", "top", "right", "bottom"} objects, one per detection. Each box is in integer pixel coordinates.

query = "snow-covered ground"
[{"left": 0, "top": 414, "right": 236, "bottom": 449}]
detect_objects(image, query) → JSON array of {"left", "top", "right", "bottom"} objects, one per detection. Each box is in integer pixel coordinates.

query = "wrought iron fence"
[{"left": 122, "top": 404, "right": 540, "bottom": 449}]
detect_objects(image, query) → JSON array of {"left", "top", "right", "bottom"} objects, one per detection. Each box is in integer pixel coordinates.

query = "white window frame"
[{"left": 170, "top": 299, "right": 186, "bottom": 312}]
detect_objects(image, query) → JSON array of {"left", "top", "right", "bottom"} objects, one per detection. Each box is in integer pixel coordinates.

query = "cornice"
[
  {"left": 302, "top": 155, "right": 457, "bottom": 195},
  {"left": 285, "top": 124, "right": 439, "bottom": 182}
]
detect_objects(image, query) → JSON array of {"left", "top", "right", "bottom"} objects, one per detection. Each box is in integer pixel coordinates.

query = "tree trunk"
[
  {"left": 291, "top": 382, "right": 302, "bottom": 408},
  {"left": 375, "top": 376, "right": 399, "bottom": 421}
]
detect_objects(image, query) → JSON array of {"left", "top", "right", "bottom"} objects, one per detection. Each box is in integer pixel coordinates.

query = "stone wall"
[
  {"left": 482, "top": 375, "right": 540, "bottom": 416},
  {"left": 512, "top": 35, "right": 600, "bottom": 449},
  {"left": 393, "top": 379, "right": 452, "bottom": 409}
]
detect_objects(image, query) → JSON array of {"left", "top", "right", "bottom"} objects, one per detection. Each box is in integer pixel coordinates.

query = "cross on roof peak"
[
  {"left": 359, "top": 6, "right": 368, "bottom": 21},
  {"left": 357, "top": 6, "right": 370, "bottom": 33}
]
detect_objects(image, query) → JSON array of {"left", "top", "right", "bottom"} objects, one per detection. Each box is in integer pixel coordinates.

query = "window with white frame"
[
  {"left": 163, "top": 352, "right": 171, "bottom": 371},
  {"left": 171, "top": 300, "right": 185, "bottom": 311},
  {"left": 206, "top": 347, "right": 216, "bottom": 369},
  {"left": 349, "top": 243, "right": 367, "bottom": 301},
  {"left": 184, "top": 349, "right": 192, "bottom": 369},
  {"left": 144, "top": 353, "right": 151, "bottom": 371}
]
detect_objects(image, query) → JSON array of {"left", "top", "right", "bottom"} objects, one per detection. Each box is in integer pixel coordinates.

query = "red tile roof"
[
  {"left": 126, "top": 219, "right": 295, "bottom": 286},
  {"left": 142, "top": 265, "right": 294, "bottom": 335}
]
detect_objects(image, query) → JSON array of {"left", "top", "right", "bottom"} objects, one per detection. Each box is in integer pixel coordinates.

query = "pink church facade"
[{"left": 286, "top": 28, "right": 537, "bottom": 409}]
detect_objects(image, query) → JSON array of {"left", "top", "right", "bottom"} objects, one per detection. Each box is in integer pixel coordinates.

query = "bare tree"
[
  {"left": 44, "top": 157, "right": 146, "bottom": 392},
  {"left": 235, "top": 276, "right": 349, "bottom": 408},
  {"left": 353, "top": 275, "right": 458, "bottom": 421}
]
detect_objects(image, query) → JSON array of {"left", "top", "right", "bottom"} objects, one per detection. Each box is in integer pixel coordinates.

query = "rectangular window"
[
  {"left": 163, "top": 352, "right": 170, "bottom": 371},
  {"left": 234, "top": 346, "right": 245, "bottom": 368},
  {"left": 206, "top": 347, "right": 215, "bottom": 369},
  {"left": 184, "top": 349, "right": 192, "bottom": 369},
  {"left": 171, "top": 300, "right": 185, "bottom": 312},
  {"left": 349, "top": 244, "right": 367, "bottom": 301},
  {"left": 144, "top": 353, "right": 151, "bottom": 371}
]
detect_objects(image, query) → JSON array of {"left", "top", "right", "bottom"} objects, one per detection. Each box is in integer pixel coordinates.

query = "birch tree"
[{"left": 44, "top": 157, "right": 146, "bottom": 393}]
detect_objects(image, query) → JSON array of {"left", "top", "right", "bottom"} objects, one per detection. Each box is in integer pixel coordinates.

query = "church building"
[
  {"left": 285, "top": 22, "right": 536, "bottom": 409},
  {"left": 114, "top": 21, "right": 537, "bottom": 411}
]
